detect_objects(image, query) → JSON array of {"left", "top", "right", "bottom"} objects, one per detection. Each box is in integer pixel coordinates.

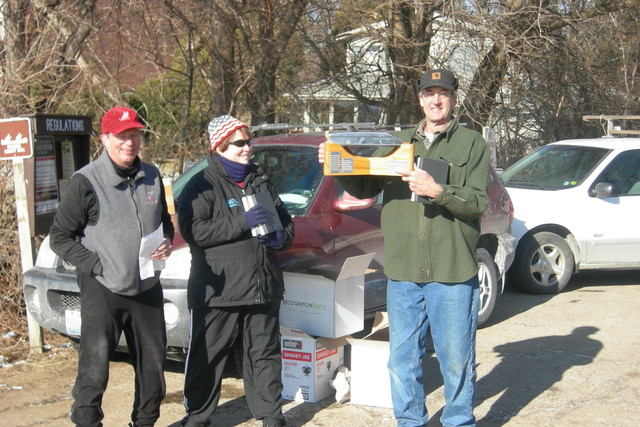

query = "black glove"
[
  {"left": 259, "top": 226, "right": 285, "bottom": 248},
  {"left": 242, "top": 204, "right": 267, "bottom": 228}
]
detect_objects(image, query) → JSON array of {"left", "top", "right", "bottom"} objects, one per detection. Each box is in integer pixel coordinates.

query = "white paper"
[{"left": 138, "top": 224, "right": 166, "bottom": 280}]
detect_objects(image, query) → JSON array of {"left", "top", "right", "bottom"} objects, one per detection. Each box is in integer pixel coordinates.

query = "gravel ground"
[{"left": 1, "top": 269, "right": 639, "bottom": 426}]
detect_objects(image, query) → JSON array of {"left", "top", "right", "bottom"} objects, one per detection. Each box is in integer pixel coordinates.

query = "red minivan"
[
  {"left": 22, "top": 131, "right": 514, "bottom": 362},
  {"left": 170, "top": 132, "right": 515, "bottom": 326}
]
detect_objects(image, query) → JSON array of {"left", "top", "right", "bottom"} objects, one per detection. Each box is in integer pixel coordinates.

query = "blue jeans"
[{"left": 387, "top": 277, "right": 479, "bottom": 427}]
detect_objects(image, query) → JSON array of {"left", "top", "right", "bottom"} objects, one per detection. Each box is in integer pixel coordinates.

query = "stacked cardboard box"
[
  {"left": 279, "top": 254, "right": 374, "bottom": 403},
  {"left": 280, "top": 327, "right": 344, "bottom": 403}
]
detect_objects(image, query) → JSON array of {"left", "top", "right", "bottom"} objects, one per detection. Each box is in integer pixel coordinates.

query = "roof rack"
[
  {"left": 250, "top": 122, "right": 414, "bottom": 133},
  {"left": 582, "top": 115, "right": 640, "bottom": 137}
]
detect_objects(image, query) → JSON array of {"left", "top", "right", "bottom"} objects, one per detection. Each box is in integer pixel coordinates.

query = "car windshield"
[
  {"left": 171, "top": 145, "right": 323, "bottom": 217},
  {"left": 501, "top": 145, "right": 610, "bottom": 190},
  {"left": 252, "top": 145, "right": 323, "bottom": 216}
]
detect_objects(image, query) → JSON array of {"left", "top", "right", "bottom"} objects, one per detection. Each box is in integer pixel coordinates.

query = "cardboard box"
[
  {"left": 323, "top": 142, "right": 415, "bottom": 176},
  {"left": 280, "top": 326, "right": 345, "bottom": 403},
  {"left": 322, "top": 131, "right": 414, "bottom": 176},
  {"left": 280, "top": 253, "right": 374, "bottom": 338},
  {"left": 348, "top": 312, "right": 435, "bottom": 409},
  {"left": 347, "top": 312, "right": 393, "bottom": 408}
]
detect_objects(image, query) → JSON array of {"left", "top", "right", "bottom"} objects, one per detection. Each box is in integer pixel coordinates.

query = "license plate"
[{"left": 65, "top": 310, "right": 81, "bottom": 335}]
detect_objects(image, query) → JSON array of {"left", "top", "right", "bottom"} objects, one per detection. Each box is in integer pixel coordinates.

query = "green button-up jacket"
[{"left": 336, "top": 118, "right": 490, "bottom": 284}]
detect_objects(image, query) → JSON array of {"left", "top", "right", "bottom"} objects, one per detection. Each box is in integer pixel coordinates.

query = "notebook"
[{"left": 410, "top": 157, "right": 450, "bottom": 203}]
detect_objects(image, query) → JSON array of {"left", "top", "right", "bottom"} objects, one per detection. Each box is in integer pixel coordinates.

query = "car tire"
[
  {"left": 476, "top": 248, "right": 498, "bottom": 327},
  {"left": 512, "top": 231, "right": 575, "bottom": 294}
]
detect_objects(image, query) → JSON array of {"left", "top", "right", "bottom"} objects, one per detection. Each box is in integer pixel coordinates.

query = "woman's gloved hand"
[
  {"left": 242, "top": 204, "right": 267, "bottom": 228},
  {"left": 259, "top": 226, "right": 285, "bottom": 248}
]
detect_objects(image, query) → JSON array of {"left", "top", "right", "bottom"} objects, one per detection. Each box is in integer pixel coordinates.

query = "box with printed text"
[
  {"left": 280, "top": 253, "right": 374, "bottom": 338},
  {"left": 280, "top": 326, "right": 345, "bottom": 403}
]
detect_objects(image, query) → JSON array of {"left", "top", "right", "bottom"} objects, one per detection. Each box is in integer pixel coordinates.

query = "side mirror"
[
  {"left": 593, "top": 182, "right": 614, "bottom": 198},
  {"left": 332, "top": 191, "right": 376, "bottom": 212}
]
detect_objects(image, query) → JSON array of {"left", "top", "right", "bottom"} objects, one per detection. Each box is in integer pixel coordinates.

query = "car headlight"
[{"left": 163, "top": 302, "right": 180, "bottom": 328}]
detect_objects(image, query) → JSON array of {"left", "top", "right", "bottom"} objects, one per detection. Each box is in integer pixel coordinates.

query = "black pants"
[
  {"left": 182, "top": 302, "right": 284, "bottom": 426},
  {"left": 70, "top": 274, "right": 167, "bottom": 427}
]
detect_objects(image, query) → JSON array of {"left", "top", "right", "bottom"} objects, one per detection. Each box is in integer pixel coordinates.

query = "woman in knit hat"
[{"left": 177, "top": 115, "right": 293, "bottom": 427}]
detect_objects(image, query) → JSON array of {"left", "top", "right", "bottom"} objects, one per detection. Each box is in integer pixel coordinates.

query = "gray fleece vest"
[{"left": 78, "top": 151, "right": 163, "bottom": 295}]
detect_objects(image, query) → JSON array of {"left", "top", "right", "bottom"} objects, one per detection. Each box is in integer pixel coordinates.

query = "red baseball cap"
[{"left": 101, "top": 107, "right": 145, "bottom": 135}]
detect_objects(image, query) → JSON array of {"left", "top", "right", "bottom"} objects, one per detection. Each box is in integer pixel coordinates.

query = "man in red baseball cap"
[
  {"left": 49, "top": 106, "right": 174, "bottom": 427},
  {"left": 100, "top": 106, "right": 146, "bottom": 168}
]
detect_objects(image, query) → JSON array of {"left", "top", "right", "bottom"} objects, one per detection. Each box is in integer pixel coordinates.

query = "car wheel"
[
  {"left": 476, "top": 248, "right": 498, "bottom": 327},
  {"left": 512, "top": 231, "right": 575, "bottom": 294}
]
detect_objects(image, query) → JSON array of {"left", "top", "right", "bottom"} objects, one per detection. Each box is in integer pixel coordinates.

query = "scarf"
[{"left": 218, "top": 155, "right": 252, "bottom": 183}]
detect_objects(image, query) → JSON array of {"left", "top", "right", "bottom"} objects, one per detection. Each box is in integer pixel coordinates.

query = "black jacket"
[{"left": 177, "top": 153, "right": 294, "bottom": 308}]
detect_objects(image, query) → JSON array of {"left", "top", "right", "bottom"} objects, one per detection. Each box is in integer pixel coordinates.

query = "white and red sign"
[{"left": 0, "top": 118, "right": 33, "bottom": 160}]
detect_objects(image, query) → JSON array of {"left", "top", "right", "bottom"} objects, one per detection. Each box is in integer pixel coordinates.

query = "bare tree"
[
  {"left": 298, "top": 0, "right": 446, "bottom": 126},
  {"left": 457, "top": 0, "right": 640, "bottom": 165},
  {"left": 155, "top": 0, "right": 309, "bottom": 127},
  {"left": 0, "top": 0, "right": 142, "bottom": 116},
  {"left": 458, "top": 0, "right": 637, "bottom": 130}
]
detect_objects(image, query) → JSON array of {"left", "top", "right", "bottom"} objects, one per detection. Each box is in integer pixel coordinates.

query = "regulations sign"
[{"left": 0, "top": 117, "right": 33, "bottom": 160}]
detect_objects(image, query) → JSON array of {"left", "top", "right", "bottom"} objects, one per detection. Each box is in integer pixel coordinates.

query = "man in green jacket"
[{"left": 318, "top": 69, "right": 489, "bottom": 427}]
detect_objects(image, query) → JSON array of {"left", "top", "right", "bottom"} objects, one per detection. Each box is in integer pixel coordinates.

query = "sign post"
[{"left": 0, "top": 118, "right": 43, "bottom": 352}]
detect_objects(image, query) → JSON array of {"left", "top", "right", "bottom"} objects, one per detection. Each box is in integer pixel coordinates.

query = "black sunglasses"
[{"left": 230, "top": 138, "right": 252, "bottom": 147}]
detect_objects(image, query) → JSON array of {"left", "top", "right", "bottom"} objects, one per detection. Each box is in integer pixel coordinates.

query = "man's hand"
[
  {"left": 396, "top": 165, "right": 443, "bottom": 199},
  {"left": 151, "top": 238, "right": 172, "bottom": 260},
  {"left": 318, "top": 142, "right": 326, "bottom": 164}
]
